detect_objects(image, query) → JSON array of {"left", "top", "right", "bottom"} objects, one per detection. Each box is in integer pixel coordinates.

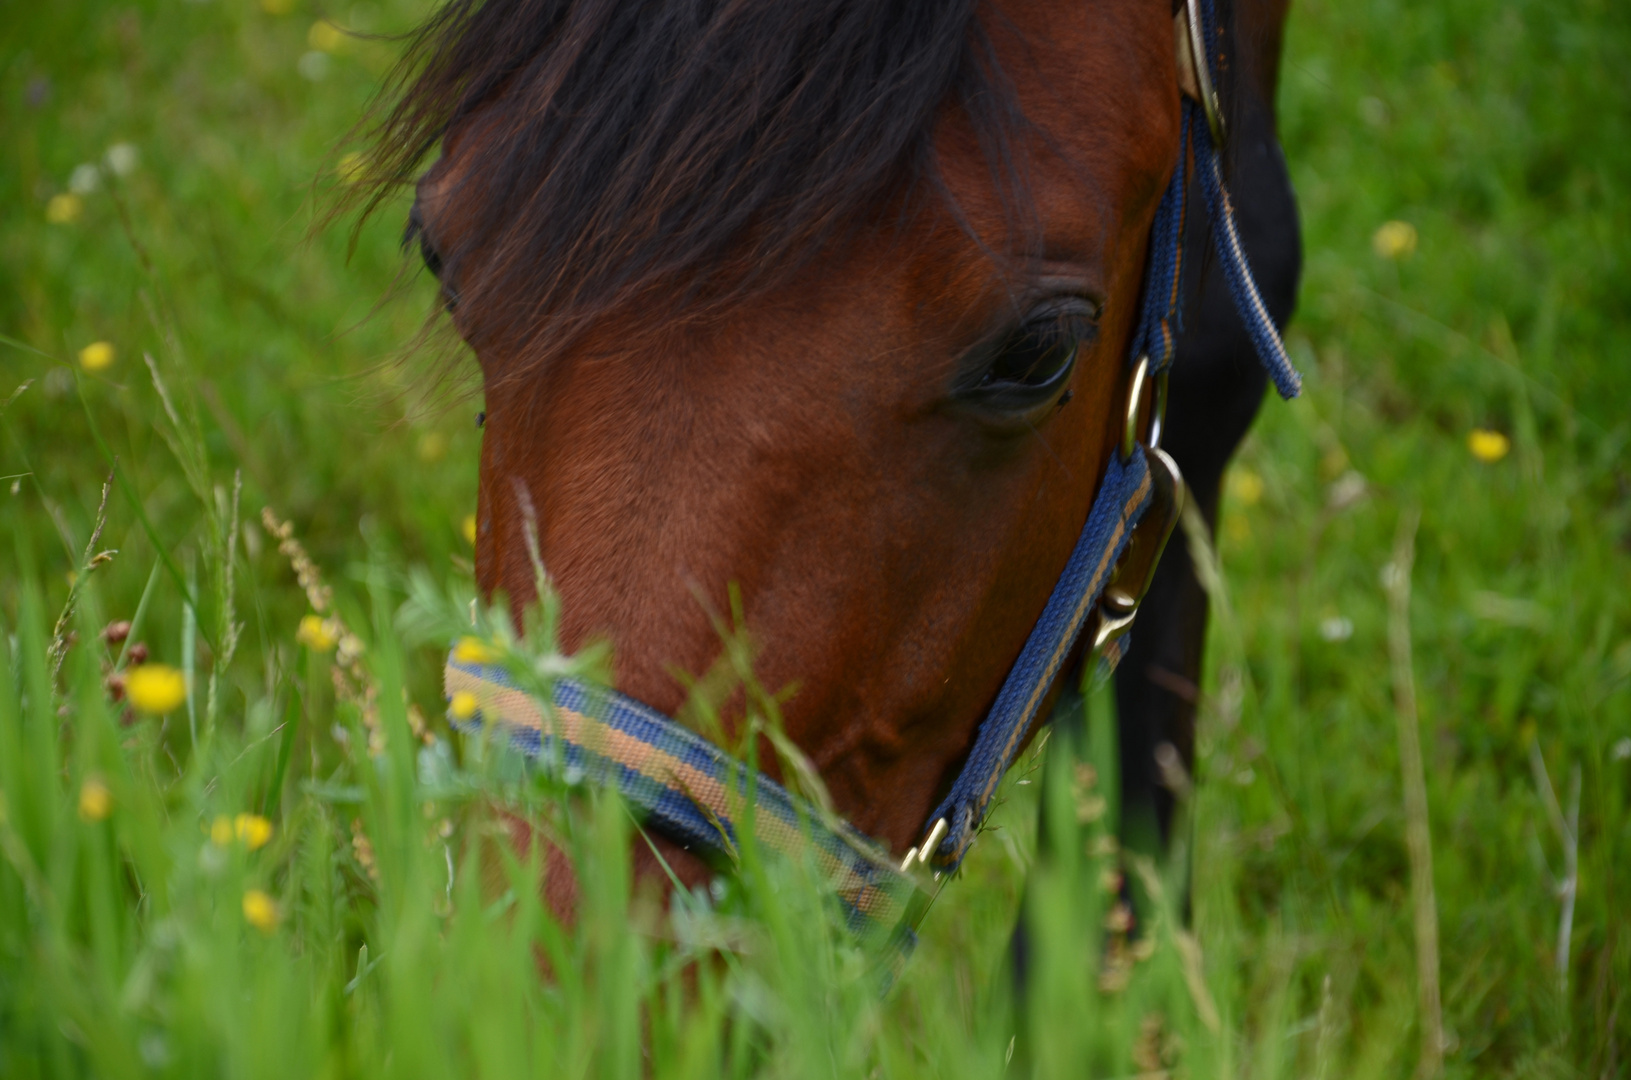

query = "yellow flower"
[
  {"left": 308, "top": 19, "right": 346, "bottom": 52},
  {"left": 1229, "top": 468, "right": 1264, "bottom": 507},
  {"left": 235, "top": 813, "right": 274, "bottom": 851},
  {"left": 296, "top": 614, "right": 337, "bottom": 652},
  {"left": 46, "top": 193, "right": 84, "bottom": 224},
  {"left": 79, "top": 777, "right": 112, "bottom": 822},
  {"left": 125, "top": 664, "right": 187, "bottom": 715},
  {"left": 417, "top": 431, "right": 448, "bottom": 463},
  {"left": 336, "top": 151, "right": 367, "bottom": 185},
  {"left": 461, "top": 514, "right": 478, "bottom": 546},
  {"left": 1468, "top": 428, "right": 1510, "bottom": 463},
  {"left": 452, "top": 636, "right": 500, "bottom": 665},
  {"left": 242, "top": 889, "right": 279, "bottom": 932},
  {"left": 1372, "top": 220, "right": 1418, "bottom": 260},
  {"left": 210, "top": 815, "right": 234, "bottom": 846},
  {"left": 78, "top": 341, "right": 116, "bottom": 372},
  {"left": 449, "top": 690, "right": 479, "bottom": 722}
]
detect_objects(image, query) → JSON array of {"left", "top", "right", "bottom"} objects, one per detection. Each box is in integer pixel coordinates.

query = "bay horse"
[{"left": 355, "top": 0, "right": 1301, "bottom": 948}]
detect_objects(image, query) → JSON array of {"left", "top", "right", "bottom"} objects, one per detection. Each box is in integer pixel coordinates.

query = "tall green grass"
[
  {"left": 3, "top": 0, "right": 1628, "bottom": 1074},
  {"left": 0, "top": 488, "right": 1236, "bottom": 1077}
]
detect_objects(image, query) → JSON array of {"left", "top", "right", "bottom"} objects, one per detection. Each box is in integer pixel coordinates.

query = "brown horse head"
[{"left": 366, "top": 0, "right": 1189, "bottom": 887}]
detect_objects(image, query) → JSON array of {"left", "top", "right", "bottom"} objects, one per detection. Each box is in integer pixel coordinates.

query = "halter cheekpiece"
[{"left": 445, "top": 0, "right": 1300, "bottom": 973}]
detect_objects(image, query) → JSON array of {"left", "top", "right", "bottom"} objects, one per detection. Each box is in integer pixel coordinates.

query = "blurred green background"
[{"left": 2, "top": 0, "right": 1628, "bottom": 1075}]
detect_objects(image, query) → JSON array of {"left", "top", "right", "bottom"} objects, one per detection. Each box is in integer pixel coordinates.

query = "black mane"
[{"left": 348, "top": 0, "right": 1025, "bottom": 366}]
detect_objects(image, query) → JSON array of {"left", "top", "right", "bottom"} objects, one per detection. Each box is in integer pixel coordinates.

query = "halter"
[{"left": 445, "top": 0, "right": 1299, "bottom": 976}]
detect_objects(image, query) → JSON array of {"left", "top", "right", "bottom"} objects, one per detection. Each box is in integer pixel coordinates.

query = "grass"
[{"left": 2, "top": 0, "right": 1628, "bottom": 1075}]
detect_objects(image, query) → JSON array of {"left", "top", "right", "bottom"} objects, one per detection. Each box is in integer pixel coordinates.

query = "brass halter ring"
[
  {"left": 1181, "top": 0, "right": 1227, "bottom": 148},
  {"left": 1119, "top": 353, "right": 1170, "bottom": 462}
]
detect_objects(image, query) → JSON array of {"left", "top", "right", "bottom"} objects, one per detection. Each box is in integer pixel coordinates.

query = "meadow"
[{"left": 2, "top": 0, "right": 1628, "bottom": 1076}]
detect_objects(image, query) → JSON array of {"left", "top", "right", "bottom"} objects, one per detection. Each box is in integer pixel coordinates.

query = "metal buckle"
[
  {"left": 1091, "top": 405, "right": 1186, "bottom": 662},
  {"left": 1090, "top": 448, "right": 1184, "bottom": 658},
  {"left": 1102, "top": 446, "right": 1184, "bottom": 617}
]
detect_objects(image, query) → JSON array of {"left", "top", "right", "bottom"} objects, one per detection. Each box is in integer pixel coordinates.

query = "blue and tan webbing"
[{"left": 445, "top": 657, "right": 925, "bottom": 954}]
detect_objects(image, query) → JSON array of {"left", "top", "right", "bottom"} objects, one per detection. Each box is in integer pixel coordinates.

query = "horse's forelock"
[{"left": 345, "top": 0, "right": 1028, "bottom": 368}]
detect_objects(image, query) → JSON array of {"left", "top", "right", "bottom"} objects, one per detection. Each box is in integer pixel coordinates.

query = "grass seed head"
[{"left": 105, "top": 142, "right": 139, "bottom": 176}]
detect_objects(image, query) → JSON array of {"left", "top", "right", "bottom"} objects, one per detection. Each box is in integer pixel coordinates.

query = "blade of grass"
[
  {"left": 264, "top": 691, "right": 302, "bottom": 819},
  {"left": 73, "top": 379, "right": 213, "bottom": 652},
  {"left": 48, "top": 469, "right": 116, "bottom": 684},
  {"left": 184, "top": 553, "right": 198, "bottom": 751},
  {"left": 1383, "top": 506, "right": 1443, "bottom": 1079},
  {"left": 116, "top": 559, "right": 164, "bottom": 670}
]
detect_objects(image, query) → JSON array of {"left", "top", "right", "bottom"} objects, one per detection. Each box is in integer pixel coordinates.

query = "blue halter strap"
[{"left": 445, "top": 0, "right": 1298, "bottom": 967}]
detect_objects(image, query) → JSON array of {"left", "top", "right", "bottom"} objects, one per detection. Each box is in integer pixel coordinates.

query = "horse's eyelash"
[
  {"left": 1018, "top": 311, "right": 1096, "bottom": 347},
  {"left": 953, "top": 309, "right": 1094, "bottom": 392}
]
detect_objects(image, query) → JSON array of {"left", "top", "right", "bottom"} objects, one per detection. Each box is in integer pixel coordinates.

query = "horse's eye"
[
  {"left": 983, "top": 325, "right": 1076, "bottom": 389},
  {"left": 405, "top": 207, "right": 456, "bottom": 310},
  {"left": 961, "top": 297, "right": 1097, "bottom": 415},
  {"left": 404, "top": 208, "right": 440, "bottom": 277},
  {"left": 419, "top": 233, "right": 445, "bottom": 282}
]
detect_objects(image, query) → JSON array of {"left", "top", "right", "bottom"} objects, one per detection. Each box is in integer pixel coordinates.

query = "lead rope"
[
  {"left": 1188, "top": 0, "right": 1302, "bottom": 399},
  {"left": 1194, "top": 132, "right": 1299, "bottom": 398}
]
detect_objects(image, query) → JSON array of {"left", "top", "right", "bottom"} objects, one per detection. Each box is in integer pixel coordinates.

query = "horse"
[{"left": 352, "top": 0, "right": 1301, "bottom": 945}]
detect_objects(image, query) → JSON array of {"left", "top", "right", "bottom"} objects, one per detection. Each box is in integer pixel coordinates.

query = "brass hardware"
[
  {"left": 1148, "top": 369, "right": 1170, "bottom": 452},
  {"left": 1181, "top": 0, "right": 1226, "bottom": 147},
  {"left": 1174, "top": 12, "right": 1201, "bottom": 102},
  {"left": 920, "top": 816, "right": 948, "bottom": 865},
  {"left": 1121, "top": 355, "right": 1151, "bottom": 462},
  {"left": 1121, "top": 357, "right": 1171, "bottom": 462},
  {"left": 1111, "top": 446, "right": 1186, "bottom": 614},
  {"left": 1092, "top": 608, "right": 1138, "bottom": 653},
  {"left": 1102, "top": 584, "right": 1139, "bottom": 616},
  {"left": 902, "top": 817, "right": 948, "bottom": 872},
  {"left": 1090, "top": 447, "right": 1187, "bottom": 656}
]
